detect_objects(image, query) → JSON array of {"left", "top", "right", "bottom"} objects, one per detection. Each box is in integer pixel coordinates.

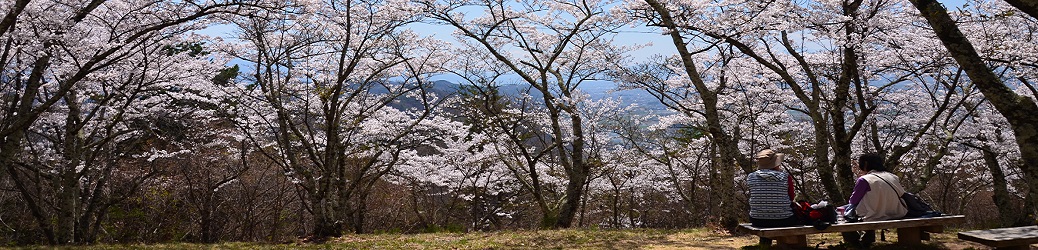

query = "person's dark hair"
[{"left": 857, "top": 153, "right": 886, "bottom": 172}]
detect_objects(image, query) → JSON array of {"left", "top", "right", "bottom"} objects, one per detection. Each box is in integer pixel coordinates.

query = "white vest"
[{"left": 856, "top": 171, "right": 908, "bottom": 221}]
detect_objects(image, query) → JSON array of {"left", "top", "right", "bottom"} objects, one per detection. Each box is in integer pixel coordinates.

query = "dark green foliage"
[
  {"left": 674, "top": 125, "right": 707, "bottom": 143},
  {"left": 212, "top": 65, "right": 239, "bottom": 86},
  {"left": 457, "top": 84, "right": 509, "bottom": 135},
  {"left": 163, "top": 42, "right": 209, "bottom": 57}
]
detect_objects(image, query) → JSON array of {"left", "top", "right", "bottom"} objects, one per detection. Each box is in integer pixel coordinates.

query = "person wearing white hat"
[{"left": 746, "top": 149, "right": 797, "bottom": 246}]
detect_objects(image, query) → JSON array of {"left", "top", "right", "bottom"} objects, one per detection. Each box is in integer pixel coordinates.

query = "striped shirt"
[{"left": 747, "top": 169, "right": 794, "bottom": 219}]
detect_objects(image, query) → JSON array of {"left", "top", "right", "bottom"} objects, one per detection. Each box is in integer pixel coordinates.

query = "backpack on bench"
[
  {"left": 901, "top": 192, "right": 941, "bottom": 218},
  {"left": 872, "top": 174, "right": 941, "bottom": 218}
]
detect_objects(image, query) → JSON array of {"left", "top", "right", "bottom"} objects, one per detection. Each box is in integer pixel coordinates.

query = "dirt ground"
[{"left": 22, "top": 228, "right": 1016, "bottom": 249}]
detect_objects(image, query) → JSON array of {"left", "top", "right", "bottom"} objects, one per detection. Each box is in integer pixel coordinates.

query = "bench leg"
[
  {"left": 897, "top": 227, "right": 922, "bottom": 245},
  {"left": 776, "top": 235, "right": 807, "bottom": 248},
  {"left": 922, "top": 225, "right": 944, "bottom": 233},
  {"left": 758, "top": 236, "right": 773, "bottom": 246}
]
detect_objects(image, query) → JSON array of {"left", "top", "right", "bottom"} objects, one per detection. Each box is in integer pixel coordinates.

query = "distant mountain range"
[{"left": 426, "top": 80, "right": 671, "bottom": 115}]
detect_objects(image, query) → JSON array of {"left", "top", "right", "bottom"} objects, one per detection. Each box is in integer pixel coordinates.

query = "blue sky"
[
  {"left": 406, "top": 0, "right": 972, "bottom": 84},
  {"left": 198, "top": 0, "right": 973, "bottom": 85},
  {"left": 200, "top": 0, "right": 973, "bottom": 56},
  {"left": 418, "top": 0, "right": 964, "bottom": 54}
]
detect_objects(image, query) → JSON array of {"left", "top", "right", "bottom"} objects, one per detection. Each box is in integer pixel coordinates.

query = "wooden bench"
[
  {"left": 958, "top": 226, "right": 1038, "bottom": 250},
  {"left": 738, "top": 215, "right": 965, "bottom": 247}
]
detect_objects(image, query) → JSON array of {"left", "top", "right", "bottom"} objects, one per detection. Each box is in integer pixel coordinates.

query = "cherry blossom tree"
[
  {"left": 614, "top": 38, "right": 798, "bottom": 227},
  {"left": 228, "top": 0, "right": 451, "bottom": 237},
  {"left": 605, "top": 109, "right": 716, "bottom": 225},
  {"left": 613, "top": 1, "right": 1034, "bottom": 233},
  {"left": 956, "top": 100, "right": 1027, "bottom": 225},
  {"left": 420, "top": 0, "right": 631, "bottom": 228},
  {"left": 622, "top": 0, "right": 972, "bottom": 205},
  {"left": 908, "top": 0, "right": 1038, "bottom": 223},
  {"left": 0, "top": 0, "right": 257, "bottom": 244},
  {"left": 391, "top": 113, "right": 523, "bottom": 231}
]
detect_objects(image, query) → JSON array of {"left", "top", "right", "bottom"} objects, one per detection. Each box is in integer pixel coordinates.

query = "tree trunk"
[
  {"left": 612, "top": 187, "right": 621, "bottom": 227},
  {"left": 982, "top": 146, "right": 1029, "bottom": 226},
  {"left": 56, "top": 91, "right": 83, "bottom": 244},
  {"left": 55, "top": 170, "right": 79, "bottom": 244},
  {"left": 910, "top": 0, "right": 1038, "bottom": 225},
  {"left": 311, "top": 195, "right": 342, "bottom": 239},
  {"left": 352, "top": 195, "right": 368, "bottom": 234},
  {"left": 641, "top": 0, "right": 747, "bottom": 231},
  {"left": 554, "top": 114, "right": 588, "bottom": 228},
  {"left": 555, "top": 168, "right": 586, "bottom": 228},
  {"left": 3, "top": 132, "right": 58, "bottom": 244},
  {"left": 1004, "top": 0, "right": 1038, "bottom": 19},
  {"left": 0, "top": 135, "right": 12, "bottom": 184},
  {"left": 830, "top": 0, "right": 869, "bottom": 201},
  {"left": 812, "top": 123, "right": 843, "bottom": 201}
]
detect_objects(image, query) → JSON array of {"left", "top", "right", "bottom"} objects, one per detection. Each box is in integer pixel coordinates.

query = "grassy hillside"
[{"left": 7, "top": 228, "right": 992, "bottom": 249}]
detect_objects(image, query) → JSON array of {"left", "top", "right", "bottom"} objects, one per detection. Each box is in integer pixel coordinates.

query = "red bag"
[{"left": 793, "top": 201, "right": 837, "bottom": 225}]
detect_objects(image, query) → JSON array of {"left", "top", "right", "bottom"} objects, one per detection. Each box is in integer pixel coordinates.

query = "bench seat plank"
[
  {"left": 739, "top": 215, "right": 965, "bottom": 238},
  {"left": 958, "top": 226, "right": 1038, "bottom": 248}
]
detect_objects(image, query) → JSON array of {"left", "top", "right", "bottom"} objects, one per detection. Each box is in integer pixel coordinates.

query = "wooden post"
[
  {"left": 777, "top": 235, "right": 808, "bottom": 248},
  {"left": 897, "top": 227, "right": 922, "bottom": 245}
]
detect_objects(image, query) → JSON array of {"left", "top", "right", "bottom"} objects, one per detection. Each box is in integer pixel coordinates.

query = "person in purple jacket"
[{"left": 841, "top": 153, "right": 908, "bottom": 248}]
